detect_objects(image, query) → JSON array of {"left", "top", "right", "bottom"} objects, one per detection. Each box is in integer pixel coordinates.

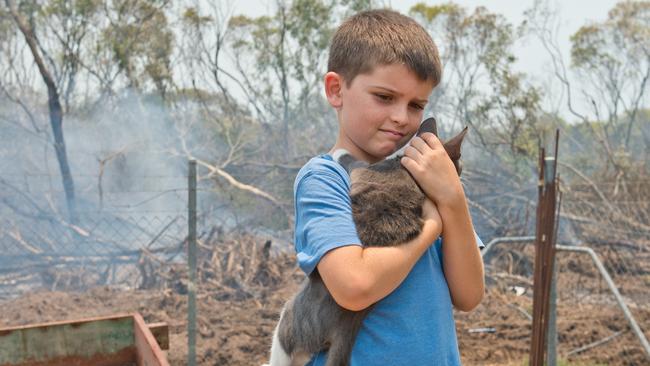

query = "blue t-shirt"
[{"left": 293, "top": 154, "right": 484, "bottom": 366}]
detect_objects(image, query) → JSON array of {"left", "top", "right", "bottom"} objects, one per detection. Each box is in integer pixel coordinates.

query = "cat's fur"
[{"left": 269, "top": 118, "right": 468, "bottom": 366}]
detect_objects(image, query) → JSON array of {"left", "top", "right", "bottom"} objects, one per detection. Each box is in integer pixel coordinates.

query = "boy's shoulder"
[{"left": 294, "top": 154, "right": 350, "bottom": 191}]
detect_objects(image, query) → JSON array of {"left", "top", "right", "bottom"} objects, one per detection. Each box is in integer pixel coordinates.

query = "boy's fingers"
[
  {"left": 419, "top": 132, "right": 443, "bottom": 149},
  {"left": 400, "top": 156, "right": 416, "bottom": 171},
  {"left": 408, "top": 136, "right": 430, "bottom": 155},
  {"left": 401, "top": 155, "right": 426, "bottom": 176},
  {"left": 403, "top": 145, "right": 423, "bottom": 161}
]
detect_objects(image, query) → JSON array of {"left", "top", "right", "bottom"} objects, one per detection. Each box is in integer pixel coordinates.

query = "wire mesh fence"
[
  {"left": 0, "top": 166, "right": 191, "bottom": 298},
  {"left": 0, "top": 213, "right": 186, "bottom": 258}
]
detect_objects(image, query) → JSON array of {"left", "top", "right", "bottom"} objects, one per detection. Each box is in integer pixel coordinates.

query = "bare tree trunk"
[
  {"left": 276, "top": 1, "right": 291, "bottom": 159},
  {"left": 6, "top": 0, "right": 77, "bottom": 223}
]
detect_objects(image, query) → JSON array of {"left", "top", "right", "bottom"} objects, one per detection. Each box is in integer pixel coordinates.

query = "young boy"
[{"left": 293, "top": 9, "right": 484, "bottom": 365}]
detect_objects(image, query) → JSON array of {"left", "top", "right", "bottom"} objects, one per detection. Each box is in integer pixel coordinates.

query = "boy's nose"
[{"left": 390, "top": 105, "right": 410, "bottom": 126}]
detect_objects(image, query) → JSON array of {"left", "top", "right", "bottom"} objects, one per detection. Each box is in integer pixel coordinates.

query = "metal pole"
[
  {"left": 531, "top": 144, "right": 560, "bottom": 366},
  {"left": 547, "top": 262, "right": 557, "bottom": 366},
  {"left": 188, "top": 159, "right": 197, "bottom": 366},
  {"left": 544, "top": 156, "right": 557, "bottom": 366}
]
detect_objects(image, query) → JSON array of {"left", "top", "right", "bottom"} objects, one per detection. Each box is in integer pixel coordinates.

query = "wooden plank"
[
  {"left": 147, "top": 323, "right": 169, "bottom": 350},
  {"left": 132, "top": 313, "right": 169, "bottom": 366},
  {"left": 1, "top": 348, "right": 135, "bottom": 366},
  {"left": 0, "top": 314, "right": 135, "bottom": 366}
]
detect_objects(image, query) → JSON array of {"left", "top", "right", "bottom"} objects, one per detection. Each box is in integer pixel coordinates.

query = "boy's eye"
[
  {"left": 374, "top": 93, "right": 392, "bottom": 102},
  {"left": 374, "top": 93, "right": 425, "bottom": 110}
]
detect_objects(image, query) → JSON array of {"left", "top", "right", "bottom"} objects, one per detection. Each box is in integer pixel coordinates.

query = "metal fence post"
[
  {"left": 547, "top": 262, "right": 557, "bottom": 366},
  {"left": 530, "top": 138, "right": 561, "bottom": 366},
  {"left": 188, "top": 159, "right": 197, "bottom": 366},
  {"left": 546, "top": 155, "right": 558, "bottom": 366}
]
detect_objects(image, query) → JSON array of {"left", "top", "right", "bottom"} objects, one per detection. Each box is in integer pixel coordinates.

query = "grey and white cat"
[{"left": 269, "top": 118, "right": 468, "bottom": 366}]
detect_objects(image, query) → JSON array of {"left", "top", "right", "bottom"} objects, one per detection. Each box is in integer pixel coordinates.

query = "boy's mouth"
[{"left": 380, "top": 129, "right": 405, "bottom": 140}]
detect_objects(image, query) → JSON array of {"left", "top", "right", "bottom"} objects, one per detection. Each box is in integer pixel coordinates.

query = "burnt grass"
[{"left": 1, "top": 233, "right": 648, "bottom": 365}]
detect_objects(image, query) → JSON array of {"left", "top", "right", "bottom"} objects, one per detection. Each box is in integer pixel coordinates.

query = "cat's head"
[{"left": 334, "top": 117, "right": 468, "bottom": 176}]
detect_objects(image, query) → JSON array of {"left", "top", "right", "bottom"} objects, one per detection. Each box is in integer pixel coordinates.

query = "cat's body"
[{"left": 269, "top": 118, "right": 467, "bottom": 366}]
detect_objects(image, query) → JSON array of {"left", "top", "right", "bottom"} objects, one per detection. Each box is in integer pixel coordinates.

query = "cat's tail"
[
  {"left": 269, "top": 322, "right": 292, "bottom": 366},
  {"left": 269, "top": 307, "right": 313, "bottom": 366}
]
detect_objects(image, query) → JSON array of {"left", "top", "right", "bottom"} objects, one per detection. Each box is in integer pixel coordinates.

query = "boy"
[{"left": 293, "top": 9, "right": 484, "bottom": 365}]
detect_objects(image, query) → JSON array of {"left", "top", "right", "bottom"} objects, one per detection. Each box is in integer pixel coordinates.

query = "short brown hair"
[{"left": 328, "top": 9, "right": 442, "bottom": 86}]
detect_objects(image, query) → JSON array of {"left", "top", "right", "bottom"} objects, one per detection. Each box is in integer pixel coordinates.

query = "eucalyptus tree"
[
  {"left": 99, "top": 0, "right": 174, "bottom": 99},
  {"left": 2, "top": 0, "right": 104, "bottom": 223},
  {"left": 224, "top": 0, "right": 338, "bottom": 160},
  {"left": 570, "top": 1, "right": 649, "bottom": 165},
  {"left": 527, "top": 0, "right": 649, "bottom": 173}
]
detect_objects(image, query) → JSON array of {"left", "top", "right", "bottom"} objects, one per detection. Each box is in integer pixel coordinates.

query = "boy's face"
[{"left": 327, "top": 63, "right": 434, "bottom": 164}]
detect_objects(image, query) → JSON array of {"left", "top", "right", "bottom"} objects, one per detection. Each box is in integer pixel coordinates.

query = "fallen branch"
[
  {"left": 561, "top": 161, "right": 650, "bottom": 232},
  {"left": 197, "top": 157, "right": 282, "bottom": 206},
  {"left": 8, "top": 229, "right": 42, "bottom": 254},
  {"left": 507, "top": 303, "right": 533, "bottom": 321},
  {"left": 565, "top": 330, "right": 626, "bottom": 357},
  {"left": 169, "top": 147, "right": 290, "bottom": 217}
]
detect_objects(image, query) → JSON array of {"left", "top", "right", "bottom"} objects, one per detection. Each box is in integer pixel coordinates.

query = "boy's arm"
[
  {"left": 436, "top": 191, "right": 485, "bottom": 311},
  {"left": 317, "top": 199, "right": 441, "bottom": 311},
  {"left": 401, "top": 133, "right": 485, "bottom": 312}
]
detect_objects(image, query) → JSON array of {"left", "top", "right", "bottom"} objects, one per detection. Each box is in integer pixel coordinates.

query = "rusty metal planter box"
[{"left": 0, "top": 313, "right": 169, "bottom": 366}]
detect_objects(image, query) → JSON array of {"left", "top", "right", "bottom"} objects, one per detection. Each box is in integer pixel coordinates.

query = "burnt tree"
[{"left": 6, "top": 0, "right": 77, "bottom": 223}]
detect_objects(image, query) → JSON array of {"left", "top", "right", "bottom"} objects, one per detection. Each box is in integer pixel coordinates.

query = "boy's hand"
[{"left": 401, "top": 132, "right": 464, "bottom": 207}]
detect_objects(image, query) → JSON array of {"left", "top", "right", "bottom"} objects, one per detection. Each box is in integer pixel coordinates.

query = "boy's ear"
[
  {"left": 442, "top": 126, "right": 468, "bottom": 160},
  {"left": 324, "top": 71, "right": 343, "bottom": 108},
  {"left": 416, "top": 117, "right": 438, "bottom": 138}
]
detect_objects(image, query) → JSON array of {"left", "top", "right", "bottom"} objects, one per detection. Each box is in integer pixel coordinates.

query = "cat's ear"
[
  {"left": 443, "top": 127, "right": 468, "bottom": 175},
  {"left": 332, "top": 149, "right": 368, "bottom": 174},
  {"left": 442, "top": 126, "right": 468, "bottom": 159},
  {"left": 416, "top": 117, "right": 438, "bottom": 138}
]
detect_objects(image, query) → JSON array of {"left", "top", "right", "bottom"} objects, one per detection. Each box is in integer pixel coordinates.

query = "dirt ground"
[{"left": 1, "top": 235, "right": 648, "bottom": 365}]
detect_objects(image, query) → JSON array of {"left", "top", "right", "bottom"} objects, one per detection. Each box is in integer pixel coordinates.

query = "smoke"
[
  {"left": 0, "top": 90, "right": 224, "bottom": 295},
  {"left": 66, "top": 91, "right": 188, "bottom": 213}
]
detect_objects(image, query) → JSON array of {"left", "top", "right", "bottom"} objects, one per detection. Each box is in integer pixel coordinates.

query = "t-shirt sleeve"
[{"left": 294, "top": 168, "right": 362, "bottom": 275}]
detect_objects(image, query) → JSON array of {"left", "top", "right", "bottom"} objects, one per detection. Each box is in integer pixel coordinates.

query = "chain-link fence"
[{"left": 0, "top": 165, "right": 191, "bottom": 298}]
